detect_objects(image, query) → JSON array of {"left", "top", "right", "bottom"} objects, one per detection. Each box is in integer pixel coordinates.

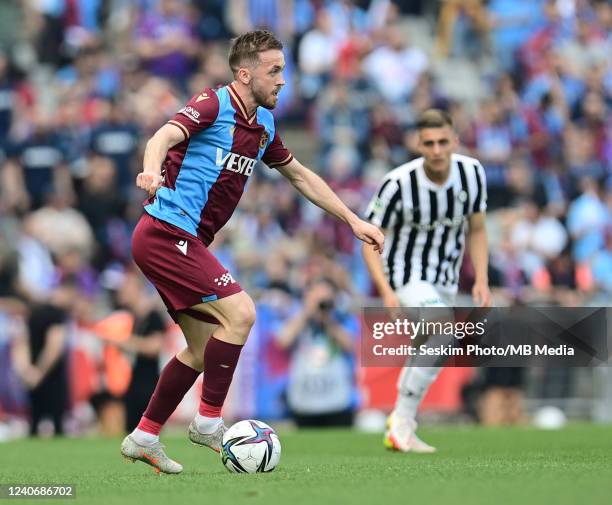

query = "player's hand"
[
  {"left": 136, "top": 171, "right": 163, "bottom": 197},
  {"left": 381, "top": 289, "right": 402, "bottom": 320},
  {"left": 382, "top": 290, "right": 400, "bottom": 309},
  {"left": 351, "top": 219, "right": 384, "bottom": 253},
  {"left": 472, "top": 281, "right": 492, "bottom": 307}
]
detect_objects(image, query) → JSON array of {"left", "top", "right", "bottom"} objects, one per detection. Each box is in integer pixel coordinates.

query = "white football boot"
[
  {"left": 383, "top": 412, "right": 437, "bottom": 453},
  {"left": 120, "top": 435, "right": 183, "bottom": 474},
  {"left": 188, "top": 420, "right": 227, "bottom": 453}
]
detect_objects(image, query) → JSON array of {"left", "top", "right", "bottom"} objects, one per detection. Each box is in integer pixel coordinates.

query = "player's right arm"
[
  {"left": 361, "top": 242, "right": 399, "bottom": 308},
  {"left": 137, "top": 124, "right": 186, "bottom": 196},
  {"left": 361, "top": 175, "right": 402, "bottom": 308},
  {"left": 137, "top": 89, "right": 219, "bottom": 196}
]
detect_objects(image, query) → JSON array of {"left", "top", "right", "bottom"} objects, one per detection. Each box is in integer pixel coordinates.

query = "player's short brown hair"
[
  {"left": 228, "top": 30, "right": 283, "bottom": 75},
  {"left": 416, "top": 109, "right": 454, "bottom": 130}
]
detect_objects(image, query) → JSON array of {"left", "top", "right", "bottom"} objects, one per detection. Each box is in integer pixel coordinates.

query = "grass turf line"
[{"left": 0, "top": 424, "right": 611, "bottom": 505}]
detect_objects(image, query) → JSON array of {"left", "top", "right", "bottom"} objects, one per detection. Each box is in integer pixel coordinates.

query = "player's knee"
[{"left": 230, "top": 295, "right": 256, "bottom": 334}]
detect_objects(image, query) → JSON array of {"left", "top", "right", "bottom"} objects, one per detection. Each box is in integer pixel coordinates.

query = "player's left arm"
[
  {"left": 276, "top": 158, "right": 384, "bottom": 252},
  {"left": 468, "top": 211, "right": 491, "bottom": 307}
]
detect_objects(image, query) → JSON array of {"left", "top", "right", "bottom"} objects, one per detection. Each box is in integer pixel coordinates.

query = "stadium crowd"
[{"left": 0, "top": 0, "right": 610, "bottom": 436}]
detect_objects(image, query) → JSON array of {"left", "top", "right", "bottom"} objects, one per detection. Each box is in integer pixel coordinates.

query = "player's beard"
[{"left": 252, "top": 82, "right": 278, "bottom": 110}]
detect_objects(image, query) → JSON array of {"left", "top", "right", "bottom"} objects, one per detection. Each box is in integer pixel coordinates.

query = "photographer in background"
[{"left": 277, "top": 279, "right": 358, "bottom": 427}]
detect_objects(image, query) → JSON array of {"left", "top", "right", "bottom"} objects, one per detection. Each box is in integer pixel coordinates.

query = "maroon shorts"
[{"left": 131, "top": 212, "right": 242, "bottom": 324}]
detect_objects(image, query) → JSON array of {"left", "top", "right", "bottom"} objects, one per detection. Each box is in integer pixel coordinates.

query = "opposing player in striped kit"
[
  {"left": 362, "top": 109, "right": 491, "bottom": 453},
  {"left": 121, "top": 30, "right": 384, "bottom": 473}
]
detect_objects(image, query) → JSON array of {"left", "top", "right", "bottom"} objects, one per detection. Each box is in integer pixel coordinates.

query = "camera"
[{"left": 318, "top": 299, "right": 334, "bottom": 311}]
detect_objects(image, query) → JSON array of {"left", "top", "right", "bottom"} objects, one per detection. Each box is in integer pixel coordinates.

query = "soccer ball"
[{"left": 220, "top": 420, "right": 281, "bottom": 473}]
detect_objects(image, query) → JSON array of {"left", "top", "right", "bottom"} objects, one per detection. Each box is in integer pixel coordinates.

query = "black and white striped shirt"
[{"left": 365, "top": 154, "right": 487, "bottom": 292}]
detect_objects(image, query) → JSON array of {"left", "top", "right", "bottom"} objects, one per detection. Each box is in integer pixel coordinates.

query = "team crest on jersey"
[
  {"left": 457, "top": 190, "right": 468, "bottom": 203},
  {"left": 259, "top": 131, "right": 269, "bottom": 149}
]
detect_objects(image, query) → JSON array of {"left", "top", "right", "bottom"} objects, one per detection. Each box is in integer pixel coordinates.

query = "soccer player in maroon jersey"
[{"left": 120, "top": 30, "right": 384, "bottom": 474}]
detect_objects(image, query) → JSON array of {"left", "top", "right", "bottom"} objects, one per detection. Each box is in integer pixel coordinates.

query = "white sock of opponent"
[
  {"left": 394, "top": 366, "right": 442, "bottom": 421},
  {"left": 394, "top": 329, "right": 455, "bottom": 420}
]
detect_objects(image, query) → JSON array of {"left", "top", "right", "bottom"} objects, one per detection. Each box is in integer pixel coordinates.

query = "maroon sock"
[
  {"left": 200, "top": 336, "right": 243, "bottom": 413},
  {"left": 140, "top": 356, "right": 200, "bottom": 428}
]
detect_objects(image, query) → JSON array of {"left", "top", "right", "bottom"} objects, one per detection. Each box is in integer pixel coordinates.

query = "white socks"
[
  {"left": 130, "top": 416, "right": 222, "bottom": 444},
  {"left": 131, "top": 428, "right": 159, "bottom": 446},
  {"left": 395, "top": 366, "right": 442, "bottom": 421},
  {"left": 394, "top": 328, "right": 455, "bottom": 421},
  {"left": 194, "top": 414, "right": 223, "bottom": 434}
]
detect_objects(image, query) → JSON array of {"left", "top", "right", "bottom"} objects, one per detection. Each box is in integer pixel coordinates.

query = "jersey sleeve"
[
  {"left": 364, "top": 176, "right": 402, "bottom": 229},
  {"left": 473, "top": 162, "right": 487, "bottom": 214},
  {"left": 262, "top": 131, "right": 294, "bottom": 168},
  {"left": 167, "top": 89, "right": 220, "bottom": 140}
]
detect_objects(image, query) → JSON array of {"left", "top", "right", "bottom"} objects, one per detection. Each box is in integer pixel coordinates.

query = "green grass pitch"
[{"left": 1, "top": 424, "right": 611, "bottom": 505}]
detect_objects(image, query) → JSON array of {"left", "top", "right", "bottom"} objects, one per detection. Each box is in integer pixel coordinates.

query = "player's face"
[
  {"left": 250, "top": 49, "right": 285, "bottom": 110},
  {"left": 418, "top": 126, "right": 457, "bottom": 174}
]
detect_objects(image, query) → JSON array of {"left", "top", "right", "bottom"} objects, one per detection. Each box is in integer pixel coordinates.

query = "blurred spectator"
[
  {"left": 564, "top": 123, "right": 608, "bottom": 193},
  {"left": 477, "top": 368, "right": 526, "bottom": 426},
  {"left": 55, "top": 42, "right": 122, "bottom": 99},
  {"left": 317, "top": 78, "right": 370, "bottom": 159},
  {"left": 435, "top": 0, "right": 489, "bottom": 59},
  {"left": 319, "top": 147, "right": 363, "bottom": 254},
  {"left": 134, "top": 0, "right": 198, "bottom": 87},
  {"left": 510, "top": 200, "right": 568, "bottom": 281},
  {"left": 15, "top": 217, "right": 56, "bottom": 303},
  {"left": 77, "top": 155, "right": 128, "bottom": 268},
  {"left": 4, "top": 109, "right": 73, "bottom": 210},
  {"left": 108, "top": 270, "right": 165, "bottom": 433},
  {"left": 27, "top": 190, "right": 93, "bottom": 259},
  {"left": 0, "top": 50, "right": 16, "bottom": 150},
  {"left": 517, "top": 0, "right": 574, "bottom": 79},
  {"left": 11, "top": 276, "right": 79, "bottom": 436},
  {"left": 89, "top": 99, "right": 141, "bottom": 192},
  {"left": 558, "top": 16, "right": 609, "bottom": 75},
  {"left": 54, "top": 247, "right": 99, "bottom": 300},
  {"left": 362, "top": 23, "right": 428, "bottom": 105},
  {"left": 566, "top": 177, "right": 608, "bottom": 263},
  {"left": 56, "top": 99, "right": 90, "bottom": 181},
  {"left": 25, "top": 0, "right": 67, "bottom": 67},
  {"left": 591, "top": 226, "right": 612, "bottom": 295},
  {"left": 277, "top": 279, "right": 357, "bottom": 427},
  {"left": 523, "top": 89, "right": 567, "bottom": 171},
  {"left": 298, "top": 10, "right": 338, "bottom": 100},
  {"left": 473, "top": 98, "right": 527, "bottom": 208},
  {"left": 324, "top": 0, "right": 372, "bottom": 43},
  {"left": 486, "top": 0, "right": 545, "bottom": 71},
  {"left": 0, "top": 309, "right": 28, "bottom": 426},
  {"left": 0, "top": 242, "right": 20, "bottom": 302},
  {"left": 192, "top": 0, "right": 233, "bottom": 41},
  {"left": 227, "top": 0, "right": 301, "bottom": 41}
]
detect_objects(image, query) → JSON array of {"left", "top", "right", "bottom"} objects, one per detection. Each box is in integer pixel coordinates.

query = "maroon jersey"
[{"left": 145, "top": 83, "right": 293, "bottom": 245}]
